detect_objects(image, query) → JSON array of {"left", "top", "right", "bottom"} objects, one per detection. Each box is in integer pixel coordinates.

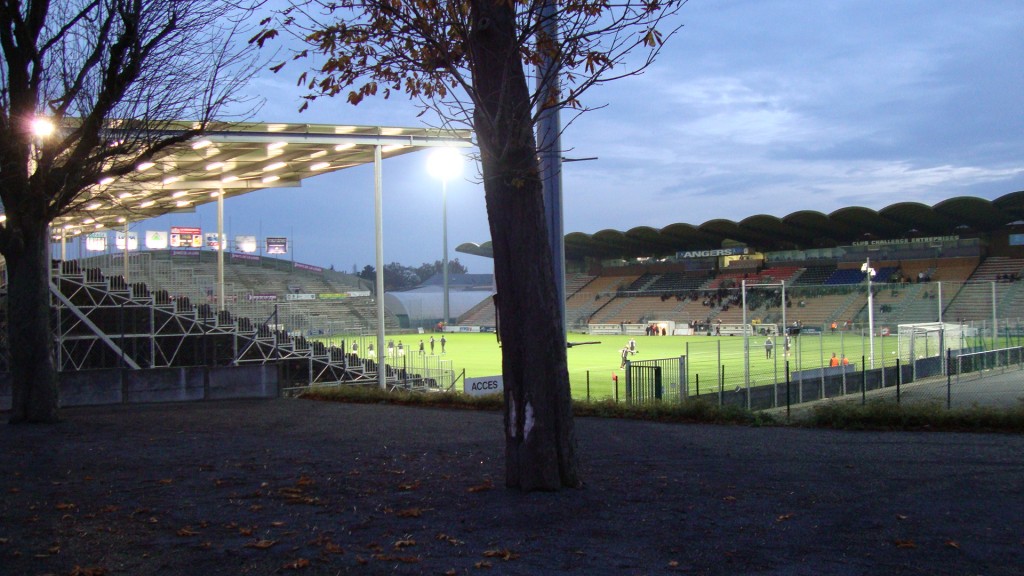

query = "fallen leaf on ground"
[
  {"left": 246, "top": 539, "right": 277, "bottom": 550},
  {"left": 467, "top": 479, "right": 494, "bottom": 493},
  {"left": 177, "top": 526, "right": 200, "bottom": 537},
  {"left": 283, "top": 558, "right": 311, "bottom": 570},
  {"left": 394, "top": 538, "right": 416, "bottom": 549},
  {"left": 397, "top": 508, "right": 427, "bottom": 518},
  {"left": 436, "top": 533, "right": 464, "bottom": 546},
  {"left": 776, "top": 513, "right": 794, "bottom": 522},
  {"left": 397, "top": 480, "right": 421, "bottom": 491},
  {"left": 483, "top": 549, "right": 519, "bottom": 561},
  {"left": 894, "top": 539, "right": 917, "bottom": 549},
  {"left": 55, "top": 502, "right": 76, "bottom": 510},
  {"left": 945, "top": 540, "right": 961, "bottom": 549},
  {"left": 70, "top": 567, "right": 107, "bottom": 576},
  {"left": 474, "top": 560, "right": 492, "bottom": 569}
]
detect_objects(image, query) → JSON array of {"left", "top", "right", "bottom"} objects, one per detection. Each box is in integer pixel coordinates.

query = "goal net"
[{"left": 897, "top": 322, "right": 967, "bottom": 361}]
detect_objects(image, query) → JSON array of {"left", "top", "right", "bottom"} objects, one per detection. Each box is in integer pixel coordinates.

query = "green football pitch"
[{"left": 317, "top": 330, "right": 925, "bottom": 400}]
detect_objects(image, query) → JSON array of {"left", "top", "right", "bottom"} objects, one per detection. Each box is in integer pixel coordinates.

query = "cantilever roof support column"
[
  {"left": 374, "top": 144, "right": 386, "bottom": 391},
  {"left": 217, "top": 189, "right": 225, "bottom": 312},
  {"left": 122, "top": 219, "right": 130, "bottom": 284}
]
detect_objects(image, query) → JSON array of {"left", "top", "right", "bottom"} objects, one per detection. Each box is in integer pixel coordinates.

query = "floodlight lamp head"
[
  {"left": 427, "top": 147, "right": 463, "bottom": 181},
  {"left": 31, "top": 117, "right": 55, "bottom": 138}
]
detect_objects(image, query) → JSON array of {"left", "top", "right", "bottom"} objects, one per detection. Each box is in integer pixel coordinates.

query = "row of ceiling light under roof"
[{"left": 55, "top": 139, "right": 412, "bottom": 230}]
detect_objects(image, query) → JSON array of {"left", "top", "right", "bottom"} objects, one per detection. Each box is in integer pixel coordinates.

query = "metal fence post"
[
  {"left": 946, "top": 348, "right": 952, "bottom": 410},
  {"left": 861, "top": 354, "right": 867, "bottom": 405},
  {"left": 895, "top": 357, "right": 901, "bottom": 404}
]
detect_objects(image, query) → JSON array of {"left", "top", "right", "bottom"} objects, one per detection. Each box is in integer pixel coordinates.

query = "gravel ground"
[{"left": 1, "top": 398, "right": 1022, "bottom": 575}]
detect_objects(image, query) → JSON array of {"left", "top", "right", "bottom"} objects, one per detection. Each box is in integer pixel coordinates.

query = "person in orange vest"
[
  {"left": 841, "top": 354, "right": 850, "bottom": 366},
  {"left": 830, "top": 321, "right": 837, "bottom": 333},
  {"left": 829, "top": 353, "right": 840, "bottom": 367}
]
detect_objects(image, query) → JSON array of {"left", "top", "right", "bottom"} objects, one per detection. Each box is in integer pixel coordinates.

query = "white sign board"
[{"left": 464, "top": 375, "right": 503, "bottom": 397}]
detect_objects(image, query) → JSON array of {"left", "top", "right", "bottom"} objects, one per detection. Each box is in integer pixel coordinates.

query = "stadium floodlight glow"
[
  {"left": 118, "top": 192, "right": 133, "bottom": 199},
  {"left": 427, "top": 147, "right": 464, "bottom": 327},
  {"left": 381, "top": 144, "right": 406, "bottom": 153},
  {"left": 31, "top": 117, "right": 55, "bottom": 137},
  {"left": 139, "top": 200, "right": 155, "bottom": 208},
  {"left": 309, "top": 149, "right": 328, "bottom": 159},
  {"left": 172, "top": 190, "right": 188, "bottom": 198},
  {"left": 163, "top": 175, "right": 182, "bottom": 185},
  {"left": 86, "top": 202, "right": 102, "bottom": 210},
  {"left": 191, "top": 139, "right": 212, "bottom": 150},
  {"left": 136, "top": 161, "right": 155, "bottom": 171},
  {"left": 334, "top": 143, "right": 355, "bottom": 151},
  {"left": 221, "top": 175, "right": 239, "bottom": 183},
  {"left": 263, "top": 161, "right": 286, "bottom": 172},
  {"left": 99, "top": 176, "right": 115, "bottom": 185},
  {"left": 261, "top": 175, "right": 280, "bottom": 183},
  {"left": 267, "top": 141, "right": 288, "bottom": 151},
  {"left": 175, "top": 200, "right": 190, "bottom": 207},
  {"left": 205, "top": 161, "right": 224, "bottom": 171},
  {"left": 861, "top": 258, "right": 877, "bottom": 368},
  {"left": 310, "top": 161, "right": 330, "bottom": 171}
]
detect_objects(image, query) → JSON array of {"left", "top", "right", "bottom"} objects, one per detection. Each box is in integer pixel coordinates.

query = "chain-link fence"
[{"left": 569, "top": 321, "right": 1024, "bottom": 411}]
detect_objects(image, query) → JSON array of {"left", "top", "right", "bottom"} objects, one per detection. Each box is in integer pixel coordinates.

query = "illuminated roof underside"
[{"left": 53, "top": 122, "right": 473, "bottom": 236}]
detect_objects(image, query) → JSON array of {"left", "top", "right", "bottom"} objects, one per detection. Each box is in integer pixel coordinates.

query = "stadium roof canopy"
[
  {"left": 456, "top": 190, "right": 1024, "bottom": 261},
  {"left": 48, "top": 121, "right": 473, "bottom": 237}
]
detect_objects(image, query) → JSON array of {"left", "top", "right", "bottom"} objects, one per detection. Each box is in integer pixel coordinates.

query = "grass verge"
[
  {"left": 301, "top": 385, "right": 773, "bottom": 426},
  {"left": 303, "top": 385, "right": 1024, "bottom": 432},
  {"left": 802, "top": 399, "right": 1024, "bottom": 432}
]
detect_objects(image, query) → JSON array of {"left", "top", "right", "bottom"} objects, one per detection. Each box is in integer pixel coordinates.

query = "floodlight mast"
[
  {"left": 861, "top": 258, "right": 876, "bottom": 368},
  {"left": 427, "top": 147, "right": 464, "bottom": 328}
]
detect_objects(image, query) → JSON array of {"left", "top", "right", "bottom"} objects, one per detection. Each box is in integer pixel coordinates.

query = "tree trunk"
[
  {"left": 6, "top": 222, "right": 60, "bottom": 423},
  {"left": 469, "top": 0, "right": 579, "bottom": 491}
]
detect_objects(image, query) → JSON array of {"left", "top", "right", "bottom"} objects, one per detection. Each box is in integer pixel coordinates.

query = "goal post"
[{"left": 898, "top": 322, "right": 971, "bottom": 361}]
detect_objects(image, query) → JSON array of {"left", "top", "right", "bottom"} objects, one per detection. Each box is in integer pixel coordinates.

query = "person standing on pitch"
[
  {"left": 429, "top": 335, "right": 436, "bottom": 354},
  {"left": 440, "top": 334, "right": 447, "bottom": 354},
  {"left": 628, "top": 337, "right": 637, "bottom": 353},
  {"left": 765, "top": 336, "right": 773, "bottom": 359},
  {"left": 619, "top": 345, "right": 636, "bottom": 369}
]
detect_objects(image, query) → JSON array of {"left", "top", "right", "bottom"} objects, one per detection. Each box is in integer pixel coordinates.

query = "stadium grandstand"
[{"left": 455, "top": 191, "right": 1024, "bottom": 336}]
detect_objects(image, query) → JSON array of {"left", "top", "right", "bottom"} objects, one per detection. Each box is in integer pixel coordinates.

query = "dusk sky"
[{"left": 139, "top": 0, "right": 1024, "bottom": 275}]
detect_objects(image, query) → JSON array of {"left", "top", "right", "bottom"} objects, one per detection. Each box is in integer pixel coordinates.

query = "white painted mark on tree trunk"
[{"left": 524, "top": 401, "right": 535, "bottom": 441}]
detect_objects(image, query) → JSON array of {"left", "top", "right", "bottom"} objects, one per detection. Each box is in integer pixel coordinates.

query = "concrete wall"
[{"left": 0, "top": 364, "right": 279, "bottom": 411}]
